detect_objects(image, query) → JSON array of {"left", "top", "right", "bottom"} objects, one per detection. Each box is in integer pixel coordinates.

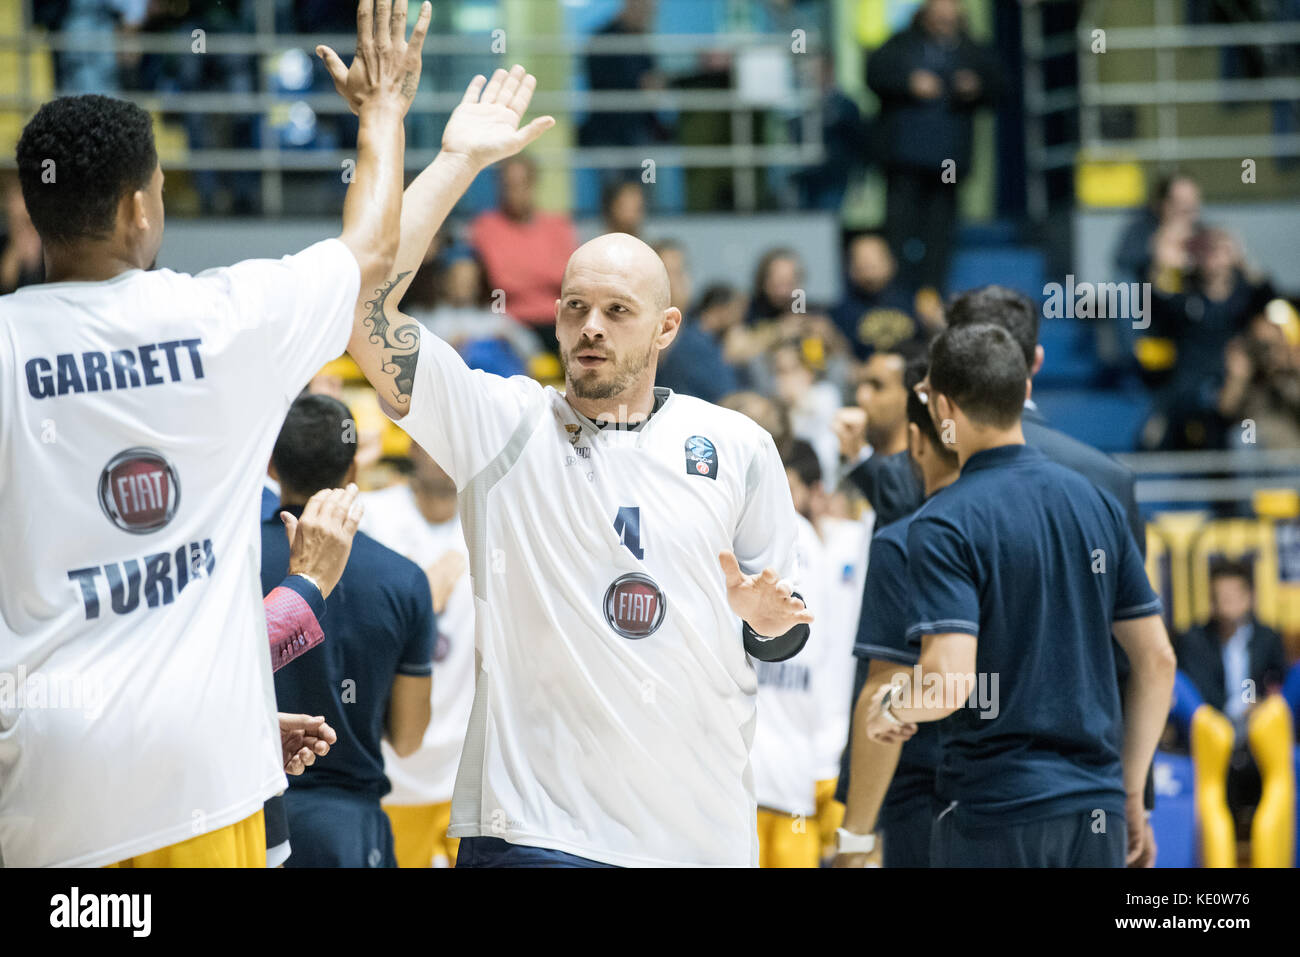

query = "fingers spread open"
[
  {"left": 507, "top": 72, "right": 537, "bottom": 117},
  {"left": 316, "top": 45, "right": 348, "bottom": 88},
  {"left": 497, "top": 64, "right": 525, "bottom": 106},
  {"left": 407, "top": 1, "right": 432, "bottom": 57},
  {"left": 515, "top": 115, "right": 556, "bottom": 149},
  {"left": 481, "top": 67, "right": 508, "bottom": 102},
  {"left": 461, "top": 74, "right": 487, "bottom": 104},
  {"left": 374, "top": 0, "right": 392, "bottom": 51}
]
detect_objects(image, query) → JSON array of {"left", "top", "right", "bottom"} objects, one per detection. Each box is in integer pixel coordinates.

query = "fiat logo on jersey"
[
  {"left": 603, "top": 573, "right": 666, "bottom": 640},
  {"left": 98, "top": 447, "right": 180, "bottom": 534}
]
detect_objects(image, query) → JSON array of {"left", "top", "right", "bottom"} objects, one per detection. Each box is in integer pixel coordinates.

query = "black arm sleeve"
[{"left": 743, "top": 591, "right": 811, "bottom": 662}]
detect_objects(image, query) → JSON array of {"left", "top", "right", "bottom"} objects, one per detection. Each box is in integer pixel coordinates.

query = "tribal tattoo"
[{"left": 361, "top": 271, "right": 421, "bottom": 405}]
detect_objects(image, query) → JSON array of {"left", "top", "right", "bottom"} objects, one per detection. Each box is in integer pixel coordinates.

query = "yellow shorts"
[
  {"left": 105, "top": 808, "right": 266, "bottom": 868},
  {"left": 814, "top": 778, "right": 845, "bottom": 858},
  {"left": 384, "top": 801, "right": 458, "bottom": 868},
  {"left": 756, "top": 807, "right": 821, "bottom": 868}
]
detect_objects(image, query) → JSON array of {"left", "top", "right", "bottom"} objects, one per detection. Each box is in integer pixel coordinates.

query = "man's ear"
[
  {"left": 130, "top": 189, "right": 150, "bottom": 232},
  {"left": 267, "top": 460, "right": 279, "bottom": 482},
  {"left": 1025, "top": 376, "right": 1033, "bottom": 405},
  {"left": 1032, "top": 344, "right": 1044, "bottom": 378},
  {"left": 657, "top": 306, "right": 682, "bottom": 350},
  {"left": 344, "top": 460, "right": 359, "bottom": 487},
  {"left": 907, "top": 421, "right": 923, "bottom": 462}
]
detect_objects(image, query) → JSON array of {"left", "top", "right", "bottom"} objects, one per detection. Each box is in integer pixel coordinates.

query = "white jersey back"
[
  {"left": 750, "top": 514, "right": 825, "bottom": 816},
  {"left": 393, "top": 335, "right": 803, "bottom": 867},
  {"left": 0, "top": 239, "right": 358, "bottom": 867},
  {"left": 811, "top": 514, "right": 871, "bottom": 780},
  {"left": 359, "top": 484, "right": 474, "bottom": 805}
]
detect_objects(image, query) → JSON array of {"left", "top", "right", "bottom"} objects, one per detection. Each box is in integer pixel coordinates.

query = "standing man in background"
[
  {"left": 866, "top": 0, "right": 1001, "bottom": 295},
  {"left": 362, "top": 445, "right": 475, "bottom": 868}
]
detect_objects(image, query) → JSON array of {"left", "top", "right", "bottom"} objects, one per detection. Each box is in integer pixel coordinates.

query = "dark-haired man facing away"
[
  {"left": 262, "top": 394, "right": 435, "bottom": 868},
  {"left": 0, "top": 2, "right": 433, "bottom": 867},
  {"left": 862, "top": 324, "right": 1175, "bottom": 867}
]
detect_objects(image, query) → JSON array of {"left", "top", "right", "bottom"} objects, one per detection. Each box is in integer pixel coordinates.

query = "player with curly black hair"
[{"left": 0, "top": 0, "right": 435, "bottom": 869}]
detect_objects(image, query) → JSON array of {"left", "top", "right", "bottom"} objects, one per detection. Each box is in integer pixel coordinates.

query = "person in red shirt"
[{"left": 468, "top": 155, "right": 577, "bottom": 354}]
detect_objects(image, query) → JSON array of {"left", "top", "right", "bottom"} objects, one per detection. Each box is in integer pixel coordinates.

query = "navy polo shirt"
[
  {"left": 854, "top": 509, "right": 942, "bottom": 826},
  {"left": 905, "top": 443, "right": 1161, "bottom": 826},
  {"left": 261, "top": 508, "right": 436, "bottom": 800}
]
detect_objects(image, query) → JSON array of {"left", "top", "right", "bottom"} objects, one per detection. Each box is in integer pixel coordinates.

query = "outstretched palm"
[
  {"left": 442, "top": 64, "right": 556, "bottom": 170},
  {"left": 718, "top": 550, "right": 814, "bottom": 638}
]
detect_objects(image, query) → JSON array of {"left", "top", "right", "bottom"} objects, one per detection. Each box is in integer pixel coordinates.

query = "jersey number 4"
[{"left": 613, "top": 506, "right": 644, "bottom": 559}]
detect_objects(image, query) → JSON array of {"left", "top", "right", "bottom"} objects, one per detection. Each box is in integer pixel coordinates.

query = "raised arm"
[
  {"left": 319, "top": 0, "right": 432, "bottom": 298},
  {"left": 346, "top": 65, "right": 555, "bottom": 416}
]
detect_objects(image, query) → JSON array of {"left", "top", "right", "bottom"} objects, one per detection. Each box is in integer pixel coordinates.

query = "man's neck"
[
  {"left": 45, "top": 246, "right": 143, "bottom": 284},
  {"left": 1215, "top": 616, "right": 1248, "bottom": 641},
  {"left": 956, "top": 423, "right": 1025, "bottom": 469},
  {"left": 871, "top": 428, "right": 909, "bottom": 457},
  {"left": 565, "top": 382, "right": 658, "bottom": 425},
  {"left": 923, "top": 469, "right": 960, "bottom": 498}
]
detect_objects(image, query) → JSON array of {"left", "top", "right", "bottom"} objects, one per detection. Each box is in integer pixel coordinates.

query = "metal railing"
[
  {"left": 1021, "top": 0, "right": 1300, "bottom": 219},
  {"left": 1117, "top": 450, "right": 1300, "bottom": 505},
  {"left": 0, "top": 15, "right": 828, "bottom": 215}
]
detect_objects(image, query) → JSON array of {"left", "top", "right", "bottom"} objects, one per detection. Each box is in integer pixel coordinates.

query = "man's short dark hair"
[
  {"left": 928, "top": 323, "right": 1028, "bottom": 429},
  {"left": 16, "top": 94, "right": 157, "bottom": 246},
  {"left": 905, "top": 358, "right": 958, "bottom": 467},
  {"left": 1209, "top": 557, "right": 1254, "bottom": 591},
  {"left": 779, "top": 437, "right": 822, "bottom": 488},
  {"left": 271, "top": 395, "right": 358, "bottom": 498},
  {"left": 946, "top": 285, "right": 1038, "bottom": 371}
]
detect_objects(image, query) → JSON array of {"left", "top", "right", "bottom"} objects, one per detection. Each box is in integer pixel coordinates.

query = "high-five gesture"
[
  {"left": 718, "top": 550, "right": 814, "bottom": 638},
  {"left": 442, "top": 65, "right": 556, "bottom": 171},
  {"left": 317, "top": 0, "right": 432, "bottom": 116}
]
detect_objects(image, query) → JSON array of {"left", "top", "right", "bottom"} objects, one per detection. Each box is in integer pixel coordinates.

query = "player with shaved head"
[{"left": 340, "top": 66, "right": 814, "bottom": 867}]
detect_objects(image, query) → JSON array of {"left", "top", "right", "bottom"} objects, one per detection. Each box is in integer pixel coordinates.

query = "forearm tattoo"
[{"left": 362, "top": 271, "right": 421, "bottom": 405}]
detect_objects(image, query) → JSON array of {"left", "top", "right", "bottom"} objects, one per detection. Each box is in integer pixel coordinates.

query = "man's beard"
[{"left": 562, "top": 339, "right": 655, "bottom": 400}]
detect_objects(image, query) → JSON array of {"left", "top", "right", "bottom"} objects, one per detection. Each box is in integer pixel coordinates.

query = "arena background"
[{"left": 2, "top": 0, "right": 1297, "bottom": 868}]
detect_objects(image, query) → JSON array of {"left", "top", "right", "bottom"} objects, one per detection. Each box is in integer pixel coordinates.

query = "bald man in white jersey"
[{"left": 337, "top": 66, "right": 814, "bottom": 867}]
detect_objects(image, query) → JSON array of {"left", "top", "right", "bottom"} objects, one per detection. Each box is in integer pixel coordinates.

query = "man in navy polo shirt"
[
  {"left": 262, "top": 394, "right": 436, "bottom": 867},
  {"left": 865, "top": 323, "right": 1175, "bottom": 867},
  {"left": 834, "top": 357, "right": 960, "bottom": 867}
]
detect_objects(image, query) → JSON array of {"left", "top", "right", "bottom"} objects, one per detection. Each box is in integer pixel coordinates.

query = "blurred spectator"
[
  {"left": 718, "top": 390, "right": 792, "bottom": 450},
  {"left": 54, "top": 0, "right": 148, "bottom": 95},
  {"left": 404, "top": 244, "right": 542, "bottom": 378},
  {"left": 866, "top": 0, "right": 1001, "bottom": 295},
  {"left": 580, "top": 0, "right": 669, "bottom": 156},
  {"left": 1218, "top": 303, "right": 1300, "bottom": 450},
  {"left": 770, "top": 339, "right": 843, "bottom": 482},
  {"left": 1, "top": 174, "right": 44, "bottom": 294},
  {"left": 469, "top": 156, "right": 578, "bottom": 356},
  {"left": 1146, "top": 227, "right": 1275, "bottom": 449},
  {"left": 654, "top": 247, "right": 740, "bottom": 403},
  {"left": 791, "top": 55, "right": 870, "bottom": 212},
  {"left": 601, "top": 180, "right": 647, "bottom": 238},
  {"left": 1174, "top": 558, "right": 1288, "bottom": 837},
  {"left": 1115, "top": 173, "right": 1202, "bottom": 284},
  {"left": 747, "top": 247, "right": 807, "bottom": 324},
  {"left": 831, "top": 234, "right": 927, "bottom": 360}
]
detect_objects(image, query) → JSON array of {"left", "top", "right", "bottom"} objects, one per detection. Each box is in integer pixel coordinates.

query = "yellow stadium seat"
[
  {"left": 1190, "top": 704, "right": 1236, "bottom": 867},
  {"left": 1248, "top": 696, "right": 1295, "bottom": 868},
  {"left": 1075, "top": 152, "right": 1147, "bottom": 208}
]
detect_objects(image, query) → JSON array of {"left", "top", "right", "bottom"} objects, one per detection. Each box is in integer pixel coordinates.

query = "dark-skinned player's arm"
[
  {"left": 316, "top": 0, "right": 432, "bottom": 362},
  {"left": 339, "top": 64, "right": 554, "bottom": 417}
]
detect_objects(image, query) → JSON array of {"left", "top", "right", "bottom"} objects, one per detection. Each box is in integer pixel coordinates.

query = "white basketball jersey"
[
  {"left": 359, "top": 484, "right": 475, "bottom": 806},
  {"left": 392, "top": 334, "right": 804, "bottom": 867},
  {"left": 0, "top": 239, "right": 358, "bottom": 867}
]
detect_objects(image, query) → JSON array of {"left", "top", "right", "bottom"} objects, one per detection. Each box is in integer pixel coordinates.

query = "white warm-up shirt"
[
  {"left": 391, "top": 334, "right": 805, "bottom": 867},
  {"left": 0, "top": 239, "right": 359, "bottom": 867},
  {"left": 360, "top": 484, "right": 475, "bottom": 806}
]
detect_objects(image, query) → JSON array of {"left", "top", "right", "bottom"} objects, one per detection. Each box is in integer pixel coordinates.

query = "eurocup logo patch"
[
  {"left": 603, "top": 573, "right": 666, "bottom": 639},
  {"left": 98, "top": 447, "right": 180, "bottom": 534},
  {"left": 684, "top": 435, "right": 717, "bottom": 480}
]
